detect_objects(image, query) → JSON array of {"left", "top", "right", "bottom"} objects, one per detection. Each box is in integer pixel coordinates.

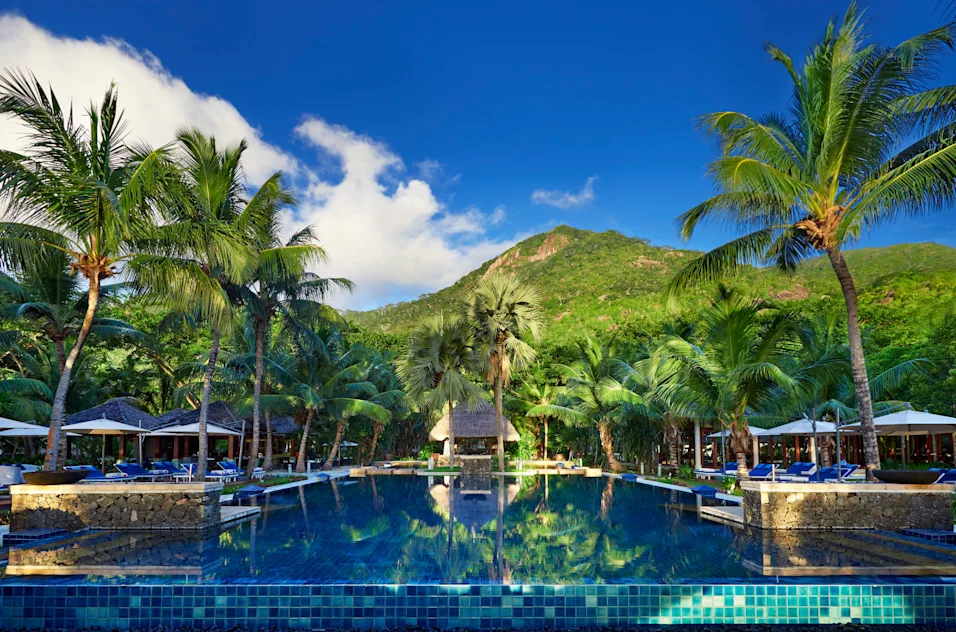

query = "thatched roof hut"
[{"left": 428, "top": 407, "right": 520, "bottom": 442}]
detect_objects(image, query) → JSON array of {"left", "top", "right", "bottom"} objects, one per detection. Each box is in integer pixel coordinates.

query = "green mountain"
[{"left": 346, "top": 225, "right": 956, "bottom": 343}]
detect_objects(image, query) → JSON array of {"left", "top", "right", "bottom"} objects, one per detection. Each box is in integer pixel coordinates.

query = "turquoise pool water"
[{"left": 2, "top": 476, "right": 956, "bottom": 627}]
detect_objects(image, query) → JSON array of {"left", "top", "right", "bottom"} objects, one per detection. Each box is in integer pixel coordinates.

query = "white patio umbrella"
[
  {"left": 0, "top": 417, "right": 39, "bottom": 430},
  {"left": 62, "top": 417, "right": 151, "bottom": 471},
  {"left": 706, "top": 427, "right": 769, "bottom": 439},
  {"left": 0, "top": 427, "right": 81, "bottom": 437},
  {"left": 841, "top": 408, "right": 956, "bottom": 436},
  {"left": 150, "top": 422, "right": 241, "bottom": 437},
  {"left": 842, "top": 406, "right": 956, "bottom": 467}
]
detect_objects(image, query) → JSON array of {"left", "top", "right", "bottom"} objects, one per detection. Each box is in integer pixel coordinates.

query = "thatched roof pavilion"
[{"left": 428, "top": 407, "right": 520, "bottom": 442}]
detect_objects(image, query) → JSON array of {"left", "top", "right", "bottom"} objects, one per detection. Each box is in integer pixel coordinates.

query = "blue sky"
[{"left": 1, "top": 1, "right": 954, "bottom": 308}]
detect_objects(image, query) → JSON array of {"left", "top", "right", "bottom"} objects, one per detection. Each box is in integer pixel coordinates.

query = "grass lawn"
[
  {"left": 223, "top": 475, "right": 307, "bottom": 496},
  {"left": 646, "top": 475, "right": 742, "bottom": 496}
]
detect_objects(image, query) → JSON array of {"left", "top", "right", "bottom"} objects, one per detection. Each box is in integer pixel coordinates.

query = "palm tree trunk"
[
  {"left": 826, "top": 248, "right": 879, "bottom": 480},
  {"left": 263, "top": 410, "right": 274, "bottom": 471},
  {"left": 295, "top": 408, "right": 315, "bottom": 473},
  {"left": 597, "top": 420, "right": 624, "bottom": 472},
  {"left": 448, "top": 402, "right": 456, "bottom": 467},
  {"left": 44, "top": 275, "right": 100, "bottom": 471},
  {"left": 322, "top": 417, "right": 346, "bottom": 470},
  {"left": 246, "top": 318, "right": 265, "bottom": 479},
  {"left": 196, "top": 326, "right": 221, "bottom": 481},
  {"left": 495, "top": 350, "right": 506, "bottom": 471},
  {"left": 367, "top": 421, "right": 383, "bottom": 466},
  {"left": 543, "top": 417, "right": 548, "bottom": 460},
  {"left": 730, "top": 420, "right": 750, "bottom": 479}
]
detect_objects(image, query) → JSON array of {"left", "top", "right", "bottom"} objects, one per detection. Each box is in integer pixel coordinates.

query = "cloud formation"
[
  {"left": 0, "top": 15, "right": 519, "bottom": 310},
  {"left": 292, "top": 118, "right": 515, "bottom": 309},
  {"left": 0, "top": 15, "right": 296, "bottom": 183},
  {"left": 531, "top": 175, "right": 597, "bottom": 209}
]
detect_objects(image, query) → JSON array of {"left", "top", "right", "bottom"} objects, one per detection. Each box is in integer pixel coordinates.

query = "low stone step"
[
  {"left": 5, "top": 527, "right": 67, "bottom": 546},
  {"left": 900, "top": 528, "right": 956, "bottom": 544}
]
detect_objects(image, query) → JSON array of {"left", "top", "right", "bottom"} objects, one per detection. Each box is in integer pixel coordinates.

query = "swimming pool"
[{"left": 2, "top": 475, "right": 956, "bottom": 627}]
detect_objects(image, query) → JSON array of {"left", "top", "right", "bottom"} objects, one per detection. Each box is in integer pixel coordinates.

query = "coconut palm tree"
[
  {"left": 527, "top": 337, "right": 645, "bottom": 473},
  {"left": 276, "top": 329, "right": 396, "bottom": 472},
  {"left": 0, "top": 72, "right": 174, "bottom": 470},
  {"left": 665, "top": 5, "right": 956, "bottom": 479},
  {"left": 397, "top": 315, "right": 484, "bottom": 467},
  {"left": 657, "top": 287, "right": 815, "bottom": 477},
  {"left": 465, "top": 275, "right": 543, "bottom": 471},
  {"left": 132, "top": 129, "right": 255, "bottom": 479},
  {"left": 238, "top": 177, "right": 351, "bottom": 478}
]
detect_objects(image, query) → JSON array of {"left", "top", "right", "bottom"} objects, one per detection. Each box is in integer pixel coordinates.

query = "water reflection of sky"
[{"left": 4, "top": 476, "right": 956, "bottom": 585}]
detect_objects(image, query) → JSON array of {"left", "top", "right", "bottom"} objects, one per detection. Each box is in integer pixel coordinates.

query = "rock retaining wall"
[
  {"left": 741, "top": 482, "right": 953, "bottom": 530},
  {"left": 10, "top": 483, "right": 222, "bottom": 532}
]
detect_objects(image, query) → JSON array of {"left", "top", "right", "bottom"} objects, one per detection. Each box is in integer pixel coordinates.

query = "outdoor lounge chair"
[
  {"left": 0, "top": 464, "right": 24, "bottom": 490},
  {"left": 220, "top": 459, "right": 264, "bottom": 478},
  {"left": 66, "top": 464, "right": 124, "bottom": 483},
  {"left": 114, "top": 462, "right": 161, "bottom": 481},
  {"left": 934, "top": 470, "right": 956, "bottom": 484},
  {"left": 695, "top": 462, "right": 737, "bottom": 480},
  {"left": 798, "top": 464, "right": 859, "bottom": 482},
  {"left": 775, "top": 462, "right": 816, "bottom": 481},
  {"left": 156, "top": 461, "right": 192, "bottom": 481},
  {"left": 746, "top": 463, "right": 778, "bottom": 480}
]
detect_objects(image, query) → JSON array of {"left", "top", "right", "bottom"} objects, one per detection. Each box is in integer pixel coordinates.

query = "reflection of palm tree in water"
[
  {"left": 492, "top": 481, "right": 511, "bottom": 583},
  {"left": 330, "top": 478, "right": 344, "bottom": 513},
  {"left": 370, "top": 476, "right": 384, "bottom": 513},
  {"left": 249, "top": 516, "right": 257, "bottom": 575},
  {"left": 599, "top": 476, "right": 614, "bottom": 521}
]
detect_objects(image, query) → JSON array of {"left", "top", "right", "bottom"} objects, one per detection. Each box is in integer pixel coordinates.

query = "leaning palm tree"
[
  {"left": 665, "top": 5, "right": 956, "bottom": 480},
  {"left": 528, "top": 337, "right": 645, "bottom": 472},
  {"left": 239, "top": 177, "right": 351, "bottom": 478},
  {"left": 133, "top": 129, "right": 254, "bottom": 480},
  {"left": 0, "top": 72, "right": 173, "bottom": 470},
  {"left": 397, "top": 315, "right": 484, "bottom": 467},
  {"left": 465, "top": 275, "right": 543, "bottom": 471}
]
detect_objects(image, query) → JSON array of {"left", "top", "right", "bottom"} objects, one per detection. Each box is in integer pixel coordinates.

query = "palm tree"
[
  {"left": 397, "top": 315, "right": 484, "bottom": 467},
  {"left": 133, "top": 129, "right": 254, "bottom": 480},
  {"left": 665, "top": 5, "right": 956, "bottom": 480},
  {"left": 528, "top": 337, "right": 645, "bottom": 472},
  {"left": 239, "top": 177, "right": 351, "bottom": 478},
  {"left": 0, "top": 72, "right": 173, "bottom": 470},
  {"left": 657, "top": 287, "right": 813, "bottom": 477},
  {"left": 465, "top": 275, "right": 543, "bottom": 471},
  {"left": 361, "top": 349, "right": 405, "bottom": 465},
  {"left": 276, "top": 329, "right": 396, "bottom": 472},
  {"left": 506, "top": 378, "right": 556, "bottom": 459}
]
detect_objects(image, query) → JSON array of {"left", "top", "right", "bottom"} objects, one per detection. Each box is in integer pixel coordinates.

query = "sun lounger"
[
  {"left": 934, "top": 470, "right": 956, "bottom": 484},
  {"left": 66, "top": 464, "right": 127, "bottom": 483},
  {"left": 695, "top": 462, "right": 737, "bottom": 480},
  {"left": 775, "top": 462, "right": 816, "bottom": 481},
  {"left": 154, "top": 461, "right": 192, "bottom": 481},
  {"left": 746, "top": 463, "right": 778, "bottom": 480},
  {"left": 114, "top": 462, "right": 161, "bottom": 481},
  {"left": 795, "top": 464, "right": 859, "bottom": 482}
]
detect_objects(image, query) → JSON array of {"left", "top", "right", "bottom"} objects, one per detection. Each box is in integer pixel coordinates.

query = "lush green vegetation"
[{"left": 2, "top": 5, "right": 956, "bottom": 477}]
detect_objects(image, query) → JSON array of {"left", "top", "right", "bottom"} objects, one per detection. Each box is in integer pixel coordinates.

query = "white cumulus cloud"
[
  {"left": 0, "top": 14, "right": 296, "bottom": 183},
  {"left": 0, "top": 15, "right": 521, "bottom": 311},
  {"left": 531, "top": 175, "right": 597, "bottom": 209},
  {"left": 292, "top": 118, "right": 515, "bottom": 310}
]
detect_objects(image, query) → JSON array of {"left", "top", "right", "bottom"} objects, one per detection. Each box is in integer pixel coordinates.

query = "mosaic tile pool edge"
[{"left": 2, "top": 584, "right": 955, "bottom": 628}]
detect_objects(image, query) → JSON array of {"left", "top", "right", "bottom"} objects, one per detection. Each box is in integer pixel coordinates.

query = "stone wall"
[
  {"left": 10, "top": 483, "right": 222, "bottom": 532},
  {"left": 459, "top": 455, "right": 492, "bottom": 492},
  {"left": 741, "top": 482, "right": 953, "bottom": 530}
]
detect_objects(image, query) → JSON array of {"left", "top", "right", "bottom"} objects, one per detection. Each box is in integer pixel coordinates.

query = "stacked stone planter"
[
  {"left": 741, "top": 481, "right": 954, "bottom": 530},
  {"left": 10, "top": 482, "right": 222, "bottom": 532}
]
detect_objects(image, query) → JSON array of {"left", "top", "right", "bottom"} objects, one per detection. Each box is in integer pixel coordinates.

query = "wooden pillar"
[
  {"left": 794, "top": 436, "right": 800, "bottom": 463},
  {"left": 693, "top": 420, "right": 702, "bottom": 470},
  {"left": 711, "top": 438, "right": 718, "bottom": 467},
  {"left": 118, "top": 436, "right": 125, "bottom": 459},
  {"left": 228, "top": 436, "right": 236, "bottom": 459},
  {"left": 173, "top": 436, "right": 180, "bottom": 460}
]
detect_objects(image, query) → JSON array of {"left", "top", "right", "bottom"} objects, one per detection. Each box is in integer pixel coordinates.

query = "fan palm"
[
  {"left": 238, "top": 177, "right": 352, "bottom": 477},
  {"left": 133, "top": 129, "right": 255, "bottom": 479},
  {"left": 666, "top": 5, "right": 956, "bottom": 479},
  {"left": 397, "top": 315, "right": 484, "bottom": 467},
  {"left": 465, "top": 275, "right": 543, "bottom": 471},
  {"left": 0, "top": 72, "right": 174, "bottom": 470},
  {"left": 528, "top": 337, "right": 645, "bottom": 472}
]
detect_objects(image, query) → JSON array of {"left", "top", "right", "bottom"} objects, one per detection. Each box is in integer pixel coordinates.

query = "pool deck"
[{"left": 700, "top": 504, "right": 745, "bottom": 526}]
